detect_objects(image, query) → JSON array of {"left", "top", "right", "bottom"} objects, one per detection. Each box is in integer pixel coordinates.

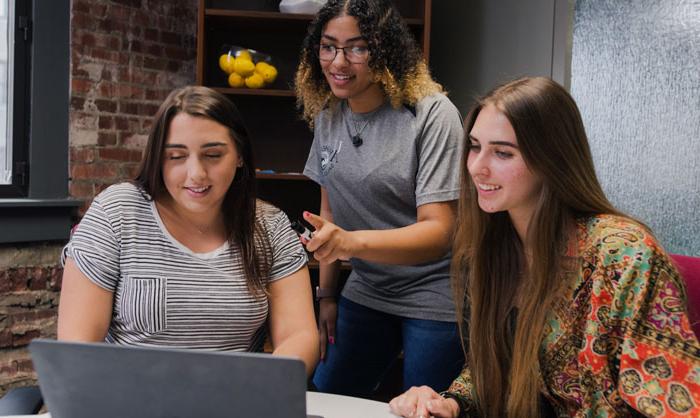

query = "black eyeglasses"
[{"left": 318, "top": 44, "right": 369, "bottom": 64}]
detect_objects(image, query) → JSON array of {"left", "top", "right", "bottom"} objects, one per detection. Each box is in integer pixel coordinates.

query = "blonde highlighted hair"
[{"left": 294, "top": 0, "right": 442, "bottom": 125}]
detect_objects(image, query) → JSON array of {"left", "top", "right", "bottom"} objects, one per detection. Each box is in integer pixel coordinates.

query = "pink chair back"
[{"left": 670, "top": 254, "right": 700, "bottom": 338}]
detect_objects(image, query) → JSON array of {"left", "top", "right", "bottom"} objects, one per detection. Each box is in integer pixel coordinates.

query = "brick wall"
[
  {"left": 0, "top": 0, "right": 197, "bottom": 395},
  {"left": 70, "top": 0, "right": 197, "bottom": 210},
  {"left": 0, "top": 244, "right": 63, "bottom": 394}
]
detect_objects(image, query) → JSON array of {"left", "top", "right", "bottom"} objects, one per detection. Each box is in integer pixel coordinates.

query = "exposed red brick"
[
  {"left": 124, "top": 163, "right": 142, "bottom": 178},
  {"left": 112, "top": 0, "right": 142, "bottom": 8},
  {"left": 91, "top": 48, "right": 119, "bottom": 63},
  {"left": 70, "top": 96, "right": 86, "bottom": 111},
  {"left": 144, "top": 28, "right": 158, "bottom": 42},
  {"left": 114, "top": 116, "right": 129, "bottom": 130},
  {"left": 97, "top": 80, "right": 116, "bottom": 96},
  {"left": 141, "top": 118, "right": 153, "bottom": 131},
  {"left": 98, "top": 18, "right": 128, "bottom": 34},
  {"left": 72, "top": 67, "right": 90, "bottom": 79},
  {"left": 98, "top": 115, "right": 114, "bottom": 130},
  {"left": 129, "top": 39, "right": 143, "bottom": 54},
  {"left": 72, "top": 0, "right": 91, "bottom": 14},
  {"left": 144, "top": 56, "right": 167, "bottom": 71},
  {"left": 110, "top": 5, "right": 132, "bottom": 21},
  {"left": 164, "top": 46, "right": 189, "bottom": 61},
  {"left": 11, "top": 310, "right": 57, "bottom": 324},
  {"left": 0, "top": 270, "right": 10, "bottom": 293},
  {"left": 71, "top": 78, "right": 93, "bottom": 94},
  {"left": 98, "top": 148, "right": 143, "bottom": 162},
  {"left": 101, "top": 67, "right": 113, "bottom": 81},
  {"left": 161, "top": 31, "right": 181, "bottom": 46},
  {"left": 71, "top": 162, "right": 120, "bottom": 180},
  {"left": 71, "top": 12, "right": 96, "bottom": 31},
  {"left": 94, "top": 99, "right": 117, "bottom": 113},
  {"left": 146, "top": 43, "right": 163, "bottom": 57},
  {"left": 119, "top": 101, "right": 140, "bottom": 115},
  {"left": 49, "top": 268, "right": 63, "bottom": 291},
  {"left": 116, "top": 84, "right": 145, "bottom": 100},
  {"left": 138, "top": 103, "right": 160, "bottom": 117},
  {"left": 97, "top": 132, "right": 118, "bottom": 146},
  {"left": 16, "top": 359, "right": 36, "bottom": 373},
  {"left": 80, "top": 32, "right": 97, "bottom": 48},
  {"left": 166, "top": 60, "right": 182, "bottom": 72},
  {"left": 70, "top": 181, "right": 94, "bottom": 199},
  {"left": 12, "top": 331, "right": 41, "bottom": 347},
  {"left": 90, "top": 4, "right": 108, "bottom": 18},
  {"left": 0, "top": 330, "right": 12, "bottom": 348},
  {"left": 70, "top": 148, "right": 97, "bottom": 163}
]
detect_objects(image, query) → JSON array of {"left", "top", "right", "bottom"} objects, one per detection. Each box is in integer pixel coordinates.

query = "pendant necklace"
[{"left": 344, "top": 101, "right": 371, "bottom": 147}]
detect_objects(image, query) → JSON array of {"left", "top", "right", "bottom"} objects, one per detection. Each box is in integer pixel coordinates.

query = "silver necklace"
[{"left": 344, "top": 102, "right": 371, "bottom": 147}]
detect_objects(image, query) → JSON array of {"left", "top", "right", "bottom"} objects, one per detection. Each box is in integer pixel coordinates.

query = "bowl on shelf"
[
  {"left": 279, "top": 0, "right": 327, "bottom": 14},
  {"left": 218, "top": 45, "right": 279, "bottom": 89}
]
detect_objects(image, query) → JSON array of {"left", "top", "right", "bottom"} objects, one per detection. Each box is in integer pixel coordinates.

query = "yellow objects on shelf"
[{"left": 218, "top": 45, "right": 278, "bottom": 89}]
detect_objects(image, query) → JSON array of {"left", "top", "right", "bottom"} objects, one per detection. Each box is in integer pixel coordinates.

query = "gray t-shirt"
[{"left": 303, "top": 93, "right": 464, "bottom": 322}]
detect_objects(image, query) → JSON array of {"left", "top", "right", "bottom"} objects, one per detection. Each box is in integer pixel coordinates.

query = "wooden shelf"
[
  {"left": 197, "top": 0, "right": 432, "bottom": 229},
  {"left": 212, "top": 87, "right": 295, "bottom": 97},
  {"left": 206, "top": 9, "right": 316, "bottom": 21},
  {"left": 256, "top": 172, "right": 310, "bottom": 181},
  {"left": 205, "top": 8, "right": 424, "bottom": 26}
]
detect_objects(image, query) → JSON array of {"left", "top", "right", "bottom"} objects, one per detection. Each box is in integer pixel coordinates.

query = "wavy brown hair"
[
  {"left": 453, "top": 77, "right": 627, "bottom": 417},
  {"left": 294, "top": 0, "right": 442, "bottom": 124},
  {"left": 134, "top": 86, "right": 271, "bottom": 296}
]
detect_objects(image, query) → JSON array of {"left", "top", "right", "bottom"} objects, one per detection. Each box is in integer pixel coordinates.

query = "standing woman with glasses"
[{"left": 295, "top": 0, "right": 465, "bottom": 397}]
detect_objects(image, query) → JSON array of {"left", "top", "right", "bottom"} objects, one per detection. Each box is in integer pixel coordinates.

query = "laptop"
[{"left": 29, "top": 339, "right": 316, "bottom": 418}]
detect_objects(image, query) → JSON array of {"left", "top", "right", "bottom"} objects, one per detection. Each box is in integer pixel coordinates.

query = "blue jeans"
[{"left": 312, "top": 297, "right": 464, "bottom": 397}]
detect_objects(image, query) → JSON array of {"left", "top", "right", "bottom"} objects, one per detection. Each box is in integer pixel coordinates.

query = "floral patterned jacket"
[{"left": 447, "top": 215, "right": 700, "bottom": 417}]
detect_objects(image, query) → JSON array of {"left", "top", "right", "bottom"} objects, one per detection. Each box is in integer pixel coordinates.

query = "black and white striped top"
[{"left": 62, "top": 182, "right": 307, "bottom": 351}]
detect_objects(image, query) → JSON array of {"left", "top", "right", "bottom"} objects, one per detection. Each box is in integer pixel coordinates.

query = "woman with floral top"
[{"left": 389, "top": 77, "right": 700, "bottom": 417}]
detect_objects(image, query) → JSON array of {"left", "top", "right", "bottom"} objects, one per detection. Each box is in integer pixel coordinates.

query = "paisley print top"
[{"left": 447, "top": 215, "right": 700, "bottom": 417}]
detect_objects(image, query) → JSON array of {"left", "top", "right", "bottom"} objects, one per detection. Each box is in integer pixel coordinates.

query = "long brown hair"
[
  {"left": 294, "top": 0, "right": 442, "bottom": 125},
  {"left": 134, "top": 86, "right": 271, "bottom": 295},
  {"left": 452, "top": 77, "right": 626, "bottom": 417}
]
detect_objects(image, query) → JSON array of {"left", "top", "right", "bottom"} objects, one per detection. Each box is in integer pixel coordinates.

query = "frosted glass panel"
[{"left": 570, "top": 0, "right": 700, "bottom": 256}]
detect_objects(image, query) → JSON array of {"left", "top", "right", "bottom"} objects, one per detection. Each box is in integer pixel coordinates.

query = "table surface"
[{"left": 0, "top": 391, "right": 398, "bottom": 418}]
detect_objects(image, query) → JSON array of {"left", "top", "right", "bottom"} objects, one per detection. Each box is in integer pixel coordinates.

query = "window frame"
[
  {"left": 0, "top": 0, "right": 79, "bottom": 244},
  {"left": 0, "top": 0, "right": 31, "bottom": 197}
]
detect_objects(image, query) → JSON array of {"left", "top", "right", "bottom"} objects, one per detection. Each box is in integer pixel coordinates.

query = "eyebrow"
[
  {"left": 321, "top": 34, "right": 365, "bottom": 43},
  {"left": 164, "top": 142, "right": 229, "bottom": 149},
  {"left": 468, "top": 134, "right": 518, "bottom": 148}
]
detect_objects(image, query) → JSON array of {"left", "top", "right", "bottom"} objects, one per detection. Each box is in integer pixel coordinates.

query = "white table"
[
  {"left": 307, "top": 391, "right": 397, "bottom": 418},
  {"left": 1, "top": 391, "right": 398, "bottom": 418}
]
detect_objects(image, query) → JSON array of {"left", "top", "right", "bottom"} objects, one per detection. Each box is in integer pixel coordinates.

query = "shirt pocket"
[{"left": 117, "top": 276, "right": 167, "bottom": 333}]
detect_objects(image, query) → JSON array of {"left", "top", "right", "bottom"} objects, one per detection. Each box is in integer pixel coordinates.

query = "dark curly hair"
[{"left": 295, "top": 0, "right": 442, "bottom": 124}]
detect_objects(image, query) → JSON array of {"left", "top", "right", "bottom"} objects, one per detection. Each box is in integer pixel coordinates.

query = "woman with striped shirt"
[{"left": 57, "top": 86, "right": 319, "bottom": 375}]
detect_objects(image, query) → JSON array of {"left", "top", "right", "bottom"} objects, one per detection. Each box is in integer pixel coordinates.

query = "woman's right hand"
[
  {"left": 317, "top": 297, "right": 337, "bottom": 361},
  {"left": 389, "top": 386, "right": 460, "bottom": 418}
]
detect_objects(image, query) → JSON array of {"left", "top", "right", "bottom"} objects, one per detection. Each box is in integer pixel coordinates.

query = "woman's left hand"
[{"left": 302, "top": 211, "right": 361, "bottom": 264}]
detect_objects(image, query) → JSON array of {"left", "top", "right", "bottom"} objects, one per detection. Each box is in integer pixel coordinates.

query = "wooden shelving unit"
[{"left": 196, "top": 0, "right": 433, "bottom": 266}]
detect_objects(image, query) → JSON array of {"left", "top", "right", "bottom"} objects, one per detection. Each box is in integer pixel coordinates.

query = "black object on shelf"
[{"left": 208, "top": 0, "right": 280, "bottom": 12}]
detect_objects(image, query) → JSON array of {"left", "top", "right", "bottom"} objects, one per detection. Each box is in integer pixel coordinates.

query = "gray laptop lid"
[{"left": 29, "top": 339, "right": 307, "bottom": 418}]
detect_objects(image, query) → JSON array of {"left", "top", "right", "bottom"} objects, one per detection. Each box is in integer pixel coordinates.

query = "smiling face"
[
  {"left": 161, "top": 112, "right": 240, "bottom": 220},
  {"left": 467, "top": 104, "right": 543, "bottom": 234},
  {"left": 320, "top": 14, "right": 384, "bottom": 112}
]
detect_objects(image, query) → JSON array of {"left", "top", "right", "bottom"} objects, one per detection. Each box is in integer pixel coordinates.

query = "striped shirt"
[{"left": 62, "top": 182, "right": 307, "bottom": 351}]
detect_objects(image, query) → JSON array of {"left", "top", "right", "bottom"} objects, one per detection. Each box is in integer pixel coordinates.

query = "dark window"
[
  {"left": 0, "top": 0, "right": 79, "bottom": 244},
  {"left": 0, "top": 0, "right": 30, "bottom": 197}
]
